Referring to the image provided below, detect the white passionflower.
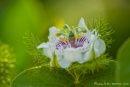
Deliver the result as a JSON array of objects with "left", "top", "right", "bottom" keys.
[{"left": 37, "top": 18, "right": 106, "bottom": 68}]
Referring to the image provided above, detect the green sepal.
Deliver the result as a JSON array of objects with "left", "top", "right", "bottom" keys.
[
  {"left": 51, "top": 54, "right": 61, "bottom": 68},
  {"left": 89, "top": 44, "right": 96, "bottom": 61}
]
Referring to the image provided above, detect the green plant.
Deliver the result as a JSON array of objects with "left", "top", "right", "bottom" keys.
[
  {"left": 11, "top": 16, "right": 117, "bottom": 87},
  {"left": 0, "top": 41, "right": 15, "bottom": 87}
]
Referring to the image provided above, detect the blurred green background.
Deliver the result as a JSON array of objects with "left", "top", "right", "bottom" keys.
[{"left": 0, "top": 0, "right": 130, "bottom": 84}]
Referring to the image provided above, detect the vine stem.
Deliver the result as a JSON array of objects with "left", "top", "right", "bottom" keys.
[
  {"left": 65, "top": 68, "right": 89, "bottom": 87},
  {"left": 65, "top": 68, "right": 75, "bottom": 80},
  {"left": 65, "top": 68, "right": 84, "bottom": 84}
]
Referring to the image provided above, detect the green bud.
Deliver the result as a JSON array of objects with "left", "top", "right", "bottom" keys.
[
  {"left": 63, "top": 24, "right": 70, "bottom": 30},
  {"left": 69, "top": 31, "right": 74, "bottom": 38},
  {"left": 63, "top": 24, "right": 68, "bottom": 28}
]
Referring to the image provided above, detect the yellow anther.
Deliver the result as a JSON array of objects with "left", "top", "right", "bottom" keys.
[
  {"left": 55, "top": 33, "right": 61, "bottom": 37},
  {"left": 55, "top": 34, "right": 60, "bottom": 37},
  {"left": 60, "top": 36, "right": 68, "bottom": 42},
  {"left": 75, "top": 34, "right": 80, "bottom": 39},
  {"left": 75, "top": 33, "right": 84, "bottom": 39}
]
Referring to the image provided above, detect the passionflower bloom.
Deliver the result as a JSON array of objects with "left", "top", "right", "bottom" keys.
[{"left": 37, "top": 18, "right": 106, "bottom": 68}]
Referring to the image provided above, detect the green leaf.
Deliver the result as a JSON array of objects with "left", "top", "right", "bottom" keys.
[
  {"left": 116, "top": 38, "right": 130, "bottom": 85},
  {"left": 79, "top": 60, "right": 116, "bottom": 87},
  {"left": 11, "top": 66, "right": 74, "bottom": 87},
  {"left": 11, "top": 60, "right": 116, "bottom": 87}
]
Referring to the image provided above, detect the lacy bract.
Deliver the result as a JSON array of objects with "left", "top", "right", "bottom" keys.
[{"left": 37, "top": 18, "right": 106, "bottom": 68}]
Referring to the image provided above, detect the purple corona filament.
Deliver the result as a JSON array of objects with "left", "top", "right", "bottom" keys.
[{"left": 56, "top": 37, "right": 88, "bottom": 50}]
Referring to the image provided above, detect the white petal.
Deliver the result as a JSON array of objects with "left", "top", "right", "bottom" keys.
[
  {"left": 78, "top": 18, "right": 88, "bottom": 30},
  {"left": 48, "top": 27, "right": 59, "bottom": 43},
  {"left": 90, "top": 34, "right": 97, "bottom": 42},
  {"left": 76, "top": 47, "right": 88, "bottom": 63},
  {"left": 83, "top": 42, "right": 95, "bottom": 62},
  {"left": 44, "top": 48, "right": 53, "bottom": 59},
  {"left": 64, "top": 48, "right": 82, "bottom": 62},
  {"left": 58, "top": 55, "right": 71, "bottom": 68},
  {"left": 37, "top": 42, "right": 54, "bottom": 59},
  {"left": 84, "top": 49, "right": 93, "bottom": 62},
  {"left": 37, "top": 42, "right": 48, "bottom": 49},
  {"left": 94, "top": 39, "right": 106, "bottom": 58},
  {"left": 48, "top": 36, "right": 55, "bottom": 42},
  {"left": 49, "top": 26, "right": 58, "bottom": 36}
]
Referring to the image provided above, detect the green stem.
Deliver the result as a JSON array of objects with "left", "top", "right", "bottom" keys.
[{"left": 66, "top": 69, "right": 76, "bottom": 80}]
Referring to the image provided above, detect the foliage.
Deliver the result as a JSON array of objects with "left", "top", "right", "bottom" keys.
[
  {"left": 87, "top": 16, "right": 114, "bottom": 49},
  {"left": 23, "top": 32, "right": 50, "bottom": 65},
  {"left": 116, "top": 37, "right": 130, "bottom": 86},
  {"left": 66, "top": 54, "right": 113, "bottom": 83},
  {"left": 69, "top": 54, "right": 111, "bottom": 74},
  {"left": 0, "top": 41, "right": 15, "bottom": 87},
  {"left": 11, "top": 60, "right": 116, "bottom": 87}
]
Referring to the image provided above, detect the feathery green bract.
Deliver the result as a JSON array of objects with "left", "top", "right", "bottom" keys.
[
  {"left": 0, "top": 41, "right": 15, "bottom": 87},
  {"left": 87, "top": 16, "right": 114, "bottom": 49},
  {"left": 23, "top": 32, "right": 50, "bottom": 65},
  {"left": 116, "top": 38, "right": 130, "bottom": 86},
  {"left": 69, "top": 54, "right": 111, "bottom": 74},
  {"left": 11, "top": 60, "right": 116, "bottom": 87}
]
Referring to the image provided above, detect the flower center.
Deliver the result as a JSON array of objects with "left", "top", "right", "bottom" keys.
[
  {"left": 55, "top": 25, "right": 89, "bottom": 50},
  {"left": 55, "top": 36, "right": 88, "bottom": 50}
]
